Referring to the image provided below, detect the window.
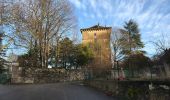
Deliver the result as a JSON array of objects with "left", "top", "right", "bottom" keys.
[{"left": 94, "top": 33, "right": 97, "bottom": 39}]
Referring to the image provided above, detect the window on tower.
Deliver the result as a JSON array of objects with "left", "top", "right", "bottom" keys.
[{"left": 94, "top": 33, "right": 96, "bottom": 39}]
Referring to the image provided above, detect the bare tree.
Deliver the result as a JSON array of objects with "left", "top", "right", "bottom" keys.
[
  {"left": 111, "top": 29, "right": 125, "bottom": 64},
  {"left": 2, "top": 0, "right": 76, "bottom": 68},
  {"left": 151, "top": 33, "right": 170, "bottom": 54},
  {"left": 0, "top": 0, "right": 14, "bottom": 52},
  {"left": 111, "top": 28, "right": 126, "bottom": 79}
]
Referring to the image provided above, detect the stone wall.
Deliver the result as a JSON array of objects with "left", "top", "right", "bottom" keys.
[{"left": 11, "top": 67, "right": 85, "bottom": 84}]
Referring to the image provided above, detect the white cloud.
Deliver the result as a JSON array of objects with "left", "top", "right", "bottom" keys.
[
  {"left": 69, "top": 0, "right": 81, "bottom": 9},
  {"left": 89, "top": 0, "right": 96, "bottom": 9}
]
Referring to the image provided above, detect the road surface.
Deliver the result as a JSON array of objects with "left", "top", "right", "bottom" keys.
[{"left": 0, "top": 83, "right": 115, "bottom": 100}]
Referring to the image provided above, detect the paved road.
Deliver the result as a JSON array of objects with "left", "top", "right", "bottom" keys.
[{"left": 0, "top": 83, "right": 115, "bottom": 100}]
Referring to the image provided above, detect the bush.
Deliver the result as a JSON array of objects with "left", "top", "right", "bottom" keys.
[{"left": 0, "top": 73, "right": 10, "bottom": 84}]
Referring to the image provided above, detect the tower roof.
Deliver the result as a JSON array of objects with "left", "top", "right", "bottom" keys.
[{"left": 80, "top": 24, "right": 112, "bottom": 32}]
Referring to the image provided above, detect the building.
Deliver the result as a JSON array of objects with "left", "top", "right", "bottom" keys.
[{"left": 80, "top": 24, "right": 112, "bottom": 69}]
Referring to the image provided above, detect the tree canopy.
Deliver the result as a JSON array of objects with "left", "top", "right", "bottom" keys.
[{"left": 19, "top": 37, "right": 94, "bottom": 69}]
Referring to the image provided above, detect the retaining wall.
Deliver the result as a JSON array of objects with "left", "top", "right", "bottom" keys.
[{"left": 84, "top": 80, "right": 170, "bottom": 100}]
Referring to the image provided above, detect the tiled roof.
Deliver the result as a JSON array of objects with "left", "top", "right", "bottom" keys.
[{"left": 80, "top": 24, "right": 111, "bottom": 32}]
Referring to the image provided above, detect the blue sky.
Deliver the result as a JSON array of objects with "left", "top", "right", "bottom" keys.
[{"left": 69, "top": 0, "right": 170, "bottom": 56}]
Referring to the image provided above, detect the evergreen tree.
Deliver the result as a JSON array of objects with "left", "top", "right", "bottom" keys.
[
  {"left": 121, "top": 19, "right": 144, "bottom": 77},
  {"left": 56, "top": 37, "right": 93, "bottom": 69},
  {"left": 122, "top": 19, "right": 144, "bottom": 55},
  {"left": 0, "top": 33, "right": 6, "bottom": 74}
]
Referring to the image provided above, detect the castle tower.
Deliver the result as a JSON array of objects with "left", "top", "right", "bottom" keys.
[{"left": 80, "top": 24, "right": 112, "bottom": 69}]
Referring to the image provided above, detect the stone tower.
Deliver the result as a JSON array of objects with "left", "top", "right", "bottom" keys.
[{"left": 80, "top": 24, "right": 112, "bottom": 69}]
